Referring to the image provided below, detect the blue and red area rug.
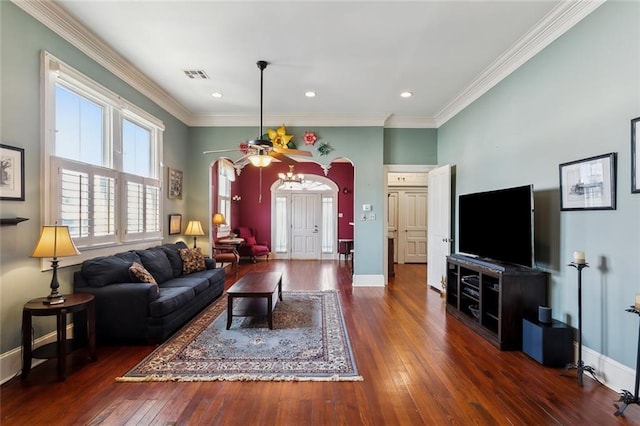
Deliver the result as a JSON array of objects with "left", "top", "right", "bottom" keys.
[{"left": 116, "top": 290, "right": 363, "bottom": 382}]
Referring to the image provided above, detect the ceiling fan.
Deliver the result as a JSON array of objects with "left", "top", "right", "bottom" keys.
[{"left": 203, "top": 60, "right": 312, "bottom": 167}]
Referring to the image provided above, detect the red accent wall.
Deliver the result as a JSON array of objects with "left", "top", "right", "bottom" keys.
[{"left": 226, "top": 162, "right": 354, "bottom": 246}]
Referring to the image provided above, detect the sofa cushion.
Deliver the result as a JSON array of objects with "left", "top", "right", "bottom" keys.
[
  {"left": 137, "top": 248, "right": 173, "bottom": 284},
  {"left": 149, "top": 286, "right": 195, "bottom": 318},
  {"left": 160, "top": 242, "right": 188, "bottom": 278},
  {"left": 180, "top": 247, "right": 206, "bottom": 274},
  {"left": 187, "top": 267, "right": 226, "bottom": 289},
  {"left": 162, "top": 276, "right": 209, "bottom": 295},
  {"left": 81, "top": 252, "right": 140, "bottom": 287}
]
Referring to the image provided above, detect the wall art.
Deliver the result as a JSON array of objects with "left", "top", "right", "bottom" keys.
[
  {"left": 559, "top": 152, "right": 616, "bottom": 211},
  {"left": 0, "top": 144, "right": 25, "bottom": 201}
]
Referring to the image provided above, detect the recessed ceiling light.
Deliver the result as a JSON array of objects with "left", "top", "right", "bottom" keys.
[
  {"left": 211, "top": 92, "right": 223, "bottom": 98},
  {"left": 305, "top": 91, "right": 316, "bottom": 98},
  {"left": 400, "top": 91, "right": 413, "bottom": 98}
]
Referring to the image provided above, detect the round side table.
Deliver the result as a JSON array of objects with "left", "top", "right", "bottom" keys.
[{"left": 21, "top": 293, "right": 96, "bottom": 381}]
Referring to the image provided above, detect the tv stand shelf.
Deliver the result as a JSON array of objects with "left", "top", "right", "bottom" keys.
[{"left": 446, "top": 255, "right": 547, "bottom": 351}]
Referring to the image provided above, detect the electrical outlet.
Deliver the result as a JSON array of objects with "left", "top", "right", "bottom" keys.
[{"left": 368, "top": 213, "right": 376, "bottom": 221}]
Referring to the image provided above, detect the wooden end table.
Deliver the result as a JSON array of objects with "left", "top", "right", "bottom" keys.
[
  {"left": 226, "top": 272, "right": 283, "bottom": 329},
  {"left": 22, "top": 293, "right": 96, "bottom": 381}
]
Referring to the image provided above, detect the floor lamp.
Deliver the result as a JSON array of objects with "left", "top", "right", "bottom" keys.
[{"left": 212, "top": 213, "right": 226, "bottom": 238}]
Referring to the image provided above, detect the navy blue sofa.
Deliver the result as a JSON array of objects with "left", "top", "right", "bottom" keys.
[{"left": 73, "top": 241, "right": 225, "bottom": 343}]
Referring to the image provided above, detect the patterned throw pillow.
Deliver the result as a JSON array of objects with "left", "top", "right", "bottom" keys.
[
  {"left": 179, "top": 247, "right": 206, "bottom": 274},
  {"left": 129, "top": 262, "right": 160, "bottom": 295}
]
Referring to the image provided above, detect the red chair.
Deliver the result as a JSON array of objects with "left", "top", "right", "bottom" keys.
[{"left": 234, "top": 227, "right": 270, "bottom": 263}]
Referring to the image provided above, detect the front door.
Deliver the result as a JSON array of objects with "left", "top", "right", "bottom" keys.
[{"left": 290, "top": 193, "right": 321, "bottom": 259}]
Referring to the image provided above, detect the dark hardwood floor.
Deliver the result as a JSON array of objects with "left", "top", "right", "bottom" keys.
[{"left": 2, "top": 260, "right": 637, "bottom": 425}]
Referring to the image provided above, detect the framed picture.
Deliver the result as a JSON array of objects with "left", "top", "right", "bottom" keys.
[
  {"left": 168, "top": 214, "right": 182, "bottom": 235},
  {"left": 0, "top": 144, "right": 25, "bottom": 201},
  {"left": 559, "top": 152, "right": 617, "bottom": 211},
  {"left": 168, "top": 167, "right": 183, "bottom": 200},
  {"left": 632, "top": 116, "right": 639, "bottom": 193}
]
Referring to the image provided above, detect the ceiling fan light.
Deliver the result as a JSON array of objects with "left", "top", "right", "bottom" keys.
[{"left": 249, "top": 154, "right": 273, "bottom": 167}]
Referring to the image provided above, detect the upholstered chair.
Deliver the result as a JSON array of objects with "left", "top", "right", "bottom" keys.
[
  {"left": 233, "top": 227, "right": 270, "bottom": 263},
  {"left": 212, "top": 241, "right": 239, "bottom": 274}
]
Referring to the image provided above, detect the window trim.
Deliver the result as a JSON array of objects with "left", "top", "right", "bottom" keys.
[{"left": 41, "top": 51, "right": 165, "bottom": 267}]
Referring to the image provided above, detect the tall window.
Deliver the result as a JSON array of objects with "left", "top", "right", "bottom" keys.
[
  {"left": 43, "top": 52, "right": 164, "bottom": 251},
  {"left": 217, "top": 159, "right": 235, "bottom": 236}
]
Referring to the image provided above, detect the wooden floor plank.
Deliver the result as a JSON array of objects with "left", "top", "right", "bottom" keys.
[{"left": 2, "top": 260, "right": 639, "bottom": 425}]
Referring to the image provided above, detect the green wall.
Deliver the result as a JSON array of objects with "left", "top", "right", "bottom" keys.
[
  {"left": 384, "top": 128, "right": 437, "bottom": 164},
  {"left": 437, "top": 1, "right": 640, "bottom": 368},
  {"left": 0, "top": 2, "right": 190, "bottom": 354}
]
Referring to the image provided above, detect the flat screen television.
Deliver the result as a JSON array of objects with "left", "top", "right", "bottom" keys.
[{"left": 458, "top": 184, "right": 534, "bottom": 268}]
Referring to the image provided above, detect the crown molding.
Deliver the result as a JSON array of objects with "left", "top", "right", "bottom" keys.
[
  {"left": 188, "top": 113, "right": 392, "bottom": 128},
  {"left": 384, "top": 114, "right": 437, "bottom": 129},
  {"left": 12, "top": 0, "right": 192, "bottom": 124},
  {"left": 435, "top": 0, "right": 606, "bottom": 127}
]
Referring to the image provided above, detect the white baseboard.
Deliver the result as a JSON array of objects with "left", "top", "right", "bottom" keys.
[
  {"left": 1, "top": 325, "right": 73, "bottom": 385},
  {"left": 352, "top": 274, "right": 385, "bottom": 287},
  {"left": 582, "top": 344, "right": 635, "bottom": 394}
]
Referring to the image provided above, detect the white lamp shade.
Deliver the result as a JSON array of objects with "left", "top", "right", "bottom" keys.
[
  {"left": 31, "top": 225, "right": 80, "bottom": 258},
  {"left": 184, "top": 220, "right": 205, "bottom": 236},
  {"left": 212, "top": 213, "right": 226, "bottom": 226},
  {"left": 249, "top": 154, "right": 273, "bottom": 167}
]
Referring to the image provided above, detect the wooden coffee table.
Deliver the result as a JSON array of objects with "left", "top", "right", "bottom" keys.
[{"left": 226, "top": 271, "right": 283, "bottom": 329}]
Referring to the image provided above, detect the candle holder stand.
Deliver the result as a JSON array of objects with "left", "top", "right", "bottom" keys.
[
  {"left": 563, "top": 262, "right": 602, "bottom": 387},
  {"left": 614, "top": 306, "right": 640, "bottom": 416}
]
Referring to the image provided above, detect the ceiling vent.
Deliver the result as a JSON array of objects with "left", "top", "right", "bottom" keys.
[{"left": 183, "top": 70, "right": 209, "bottom": 80}]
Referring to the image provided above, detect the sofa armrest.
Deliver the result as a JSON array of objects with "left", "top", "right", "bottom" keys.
[
  {"left": 74, "top": 282, "right": 159, "bottom": 341},
  {"left": 205, "top": 257, "right": 216, "bottom": 270}
]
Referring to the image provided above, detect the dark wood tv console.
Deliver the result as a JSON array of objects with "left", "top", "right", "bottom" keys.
[{"left": 445, "top": 254, "right": 547, "bottom": 350}]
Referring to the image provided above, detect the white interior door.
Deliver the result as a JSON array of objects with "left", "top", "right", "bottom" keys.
[
  {"left": 400, "top": 191, "right": 428, "bottom": 263},
  {"left": 388, "top": 192, "right": 398, "bottom": 262},
  {"left": 291, "top": 193, "right": 321, "bottom": 259},
  {"left": 427, "top": 164, "right": 452, "bottom": 291}
]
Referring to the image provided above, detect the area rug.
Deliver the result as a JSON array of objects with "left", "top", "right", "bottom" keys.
[{"left": 116, "top": 290, "right": 363, "bottom": 382}]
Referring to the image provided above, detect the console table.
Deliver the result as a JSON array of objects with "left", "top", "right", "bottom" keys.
[{"left": 22, "top": 293, "right": 96, "bottom": 381}]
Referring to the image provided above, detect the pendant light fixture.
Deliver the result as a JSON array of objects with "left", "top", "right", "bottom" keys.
[
  {"left": 279, "top": 165, "right": 304, "bottom": 183},
  {"left": 248, "top": 60, "right": 274, "bottom": 168}
]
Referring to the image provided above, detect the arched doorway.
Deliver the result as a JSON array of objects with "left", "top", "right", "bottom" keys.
[{"left": 270, "top": 175, "right": 338, "bottom": 260}]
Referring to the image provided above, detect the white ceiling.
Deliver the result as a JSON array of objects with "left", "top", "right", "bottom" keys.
[{"left": 20, "top": 1, "right": 603, "bottom": 128}]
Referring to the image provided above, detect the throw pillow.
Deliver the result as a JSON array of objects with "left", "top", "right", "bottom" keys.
[
  {"left": 180, "top": 247, "right": 206, "bottom": 274},
  {"left": 129, "top": 262, "right": 160, "bottom": 295},
  {"left": 246, "top": 236, "right": 257, "bottom": 245}
]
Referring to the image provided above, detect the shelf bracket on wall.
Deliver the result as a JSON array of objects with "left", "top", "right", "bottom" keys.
[{"left": 0, "top": 217, "right": 29, "bottom": 226}]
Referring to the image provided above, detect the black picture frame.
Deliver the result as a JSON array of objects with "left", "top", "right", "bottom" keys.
[
  {"left": 632, "top": 116, "right": 639, "bottom": 193},
  {"left": 168, "top": 167, "right": 183, "bottom": 200},
  {"left": 168, "top": 214, "right": 182, "bottom": 235},
  {"left": 559, "top": 152, "right": 617, "bottom": 211},
  {"left": 0, "top": 144, "right": 25, "bottom": 201}
]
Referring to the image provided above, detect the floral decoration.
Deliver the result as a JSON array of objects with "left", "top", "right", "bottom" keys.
[
  {"left": 267, "top": 124, "right": 294, "bottom": 149},
  {"left": 239, "top": 142, "right": 249, "bottom": 154},
  {"left": 317, "top": 142, "right": 333, "bottom": 156},
  {"left": 303, "top": 131, "right": 318, "bottom": 145}
]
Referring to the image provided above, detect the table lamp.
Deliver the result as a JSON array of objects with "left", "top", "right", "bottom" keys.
[
  {"left": 212, "top": 213, "right": 226, "bottom": 236},
  {"left": 184, "top": 220, "right": 205, "bottom": 248},
  {"left": 31, "top": 225, "right": 80, "bottom": 304}
]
